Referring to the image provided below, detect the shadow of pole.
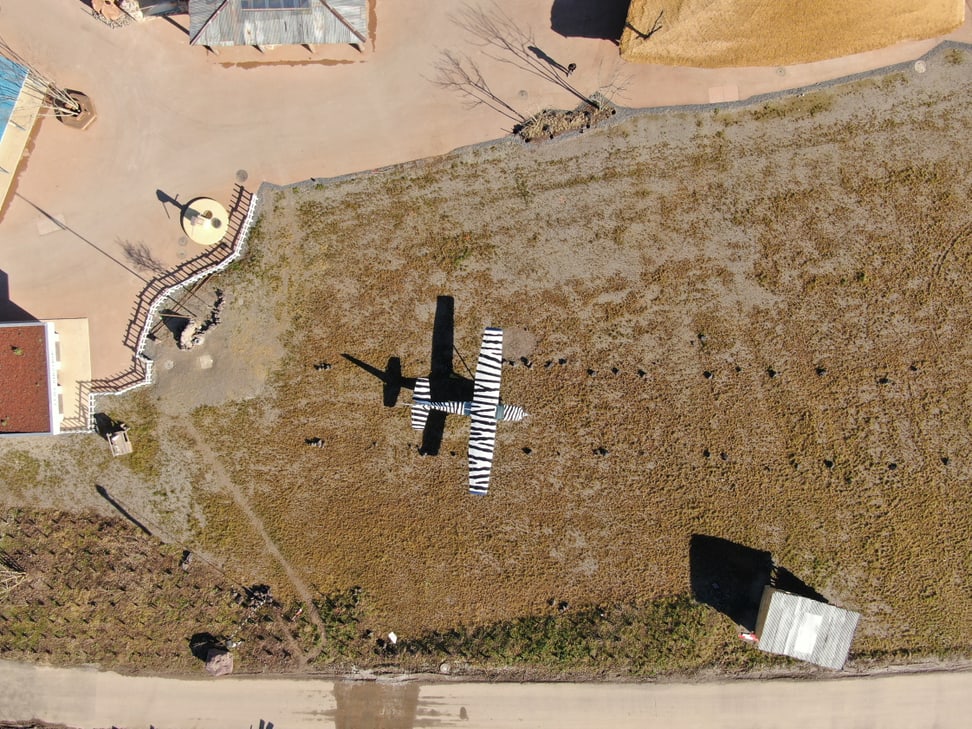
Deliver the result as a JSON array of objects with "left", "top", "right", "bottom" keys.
[
  {"left": 95, "top": 484, "right": 153, "bottom": 537},
  {"left": 156, "top": 188, "right": 185, "bottom": 221},
  {"left": 161, "top": 13, "right": 190, "bottom": 36},
  {"left": 15, "top": 193, "right": 149, "bottom": 284}
]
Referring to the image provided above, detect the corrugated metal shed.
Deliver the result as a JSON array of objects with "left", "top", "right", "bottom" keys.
[
  {"left": 188, "top": 0, "right": 367, "bottom": 47},
  {"left": 755, "top": 587, "right": 860, "bottom": 670}
]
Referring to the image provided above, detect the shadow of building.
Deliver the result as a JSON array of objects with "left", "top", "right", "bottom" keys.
[
  {"left": 0, "top": 270, "right": 36, "bottom": 322},
  {"left": 550, "top": 0, "right": 630, "bottom": 41},
  {"left": 689, "top": 535, "right": 772, "bottom": 631},
  {"left": 689, "top": 535, "right": 830, "bottom": 631}
]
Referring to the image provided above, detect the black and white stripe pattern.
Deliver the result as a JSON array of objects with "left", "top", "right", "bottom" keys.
[
  {"left": 468, "top": 328, "right": 504, "bottom": 495},
  {"left": 426, "top": 400, "right": 470, "bottom": 416},
  {"left": 498, "top": 403, "right": 527, "bottom": 422},
  {"left": 409, "top": 328, "right": 526, "bottom": 495},
  {"left": 411, "top": 377, "right": 432, "bottom": 430}
]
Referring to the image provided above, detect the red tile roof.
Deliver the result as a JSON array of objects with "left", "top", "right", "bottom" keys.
[{"left": 0, "top": 323, "right": 52, "bottom": 434}]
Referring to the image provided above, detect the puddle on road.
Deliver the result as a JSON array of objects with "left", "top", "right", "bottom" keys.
[{"left": 327, "top": 681, "right": 468, "bottom": 729}]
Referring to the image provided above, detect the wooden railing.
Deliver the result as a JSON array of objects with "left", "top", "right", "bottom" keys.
[{"left": 69, "top": 185, "right": 259, "bottom": 427}]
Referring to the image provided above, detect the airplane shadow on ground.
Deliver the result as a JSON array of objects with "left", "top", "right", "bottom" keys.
[
  {"left": 689, "top": 535, "right": 828, "bottom": 632},
  {"left": 343, "top": 295, "right": 473, "bottom": 456},
  {"left": 550, "top": 0, "right": 630, "bottom": 42}
]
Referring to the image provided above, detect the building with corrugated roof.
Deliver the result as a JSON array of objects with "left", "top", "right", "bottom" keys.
[
  {"left": 754, "top": 587, "right": 860, "bottom": 670},
  {"left": 188, "top": 0, "right": 368, "bottom": 49}
]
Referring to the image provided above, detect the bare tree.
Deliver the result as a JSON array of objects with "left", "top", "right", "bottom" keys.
[
  {"left": 595, "top": 68, "right": 632, "bottom": 106},
  {"left": 451, "top": 3, "right": 598, "bottom": 108},
  {"left": 432, "top": 50, "right": 525, "bottom": 124}
]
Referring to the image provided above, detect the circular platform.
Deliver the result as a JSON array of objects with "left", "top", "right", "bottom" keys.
[{"left": 181, "top": 198, "right": 229, "bottom": 246}]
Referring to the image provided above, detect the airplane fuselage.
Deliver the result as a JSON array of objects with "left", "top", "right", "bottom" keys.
[{"left": 412, "top": 400, "right": 527, "bottom": 422}]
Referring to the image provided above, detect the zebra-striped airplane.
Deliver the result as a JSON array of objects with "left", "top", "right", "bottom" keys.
[{"left": 410, "top": 327, "right": 527, "bottom": 495}]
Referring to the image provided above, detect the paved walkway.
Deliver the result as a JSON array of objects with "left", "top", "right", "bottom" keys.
[
  {"left": 0, "top": 1, "right": 969, "bottom": 380},
  {"left": 1, "top": 659, "right": 970, "bottom": 729}
]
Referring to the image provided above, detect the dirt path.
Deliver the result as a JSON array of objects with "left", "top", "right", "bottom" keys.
[
  {"left": 1, "top": 660, "right": 969, "bottom": 729},
  {"left": 183, "top": 420, "right": 328, "bottom": 666}
]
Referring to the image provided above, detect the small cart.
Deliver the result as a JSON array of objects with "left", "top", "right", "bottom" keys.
[{"left": 107, "top": 423, "right": 132, "bottom": 457}]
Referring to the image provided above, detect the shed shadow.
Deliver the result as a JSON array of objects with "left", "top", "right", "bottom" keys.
[
  {"left": 689, "top": 534, "right": 772, "bottom": 631},
  {"left": 690, "top": 535, "right": 831, "bottom": 630},
  {"left": 188, "top": 631, "right": 222, "bottom": 662},
  {"left": 773, "top": 566, "right": 829, "bottom": 604}
]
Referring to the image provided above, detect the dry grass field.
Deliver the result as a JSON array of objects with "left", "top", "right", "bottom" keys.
[
  {"left": 621, "top": 0, "right": 965, "bottom": 67},
  {"left": 2, "top": 48, "right": 971, "bottom": 677}
]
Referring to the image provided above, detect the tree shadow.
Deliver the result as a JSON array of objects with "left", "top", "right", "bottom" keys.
[
  {"left": 550, "top": 0, "right": 630, "bottom": 42},
  {"left": 445, "top": 4, "right": 604, "bottom": 111},
  {"left": 119, "top": 239, "right": 168, "bottom": 275},
  {"left": 625, "top": 10, "right": 665, "bottom": 41},
  {"left": 0, "top": 270, "right": 36, "bottom": 322},
  {"left": 689, "top": 535, "right": 772, "bottom": 631}
]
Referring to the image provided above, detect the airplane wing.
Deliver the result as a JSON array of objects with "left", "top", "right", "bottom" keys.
[
  {"left": 411, "top": 377, "right": 431, "bottom": 430},
  {"left": 468, "top": 328, "right": 503, "bottom": 495}
]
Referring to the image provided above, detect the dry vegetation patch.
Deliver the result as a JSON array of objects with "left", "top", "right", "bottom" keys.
[
  {"left": 180, "top": 54, "right": 972, "bottom": 667},
  {"left": 0, "top": 509, "right": 313, "bottom": 673},
  {"left": 3, "top": 53, "right": 972, "bottom": 677},
  {"left": 621, "top": 0, "right": 965, "bottom": 67},
  {"left": 516, "top": 97, "right": 619, "bottom": 142}
]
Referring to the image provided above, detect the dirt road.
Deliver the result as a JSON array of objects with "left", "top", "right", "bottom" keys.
[{"left": 1, "top": 660, "right": 969, "bottom": 729}]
